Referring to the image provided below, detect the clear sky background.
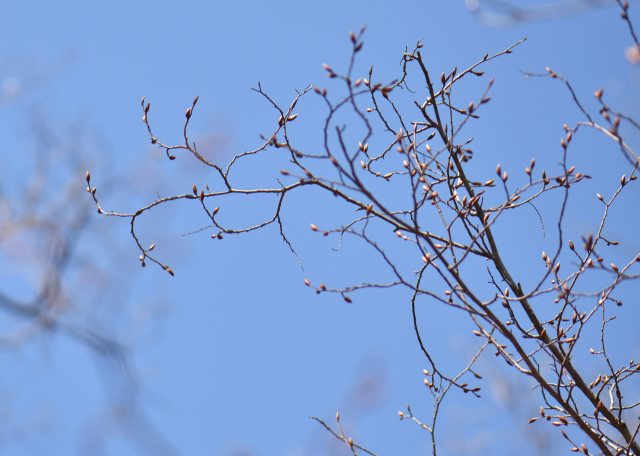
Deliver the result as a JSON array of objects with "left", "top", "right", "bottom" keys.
[{"left": 0, "top": 1, "right": 639, "bottom": 455}]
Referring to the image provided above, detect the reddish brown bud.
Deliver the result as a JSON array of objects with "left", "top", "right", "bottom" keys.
[
  {"left": 213, "top": 206, "right": 220, "bottom": 215},
  {"left": 344, "top": 296, "right": 352, "bottom": 303},
  {"left": 185, "top": 108, "right": 192, "bottom": 119},
  {"left": 287, "top": 114, "right": 298, "bottom": 121},
  {"left": 86, "top": 171, "right": 91, "bottom": 182},
  {"left": 595, "top": 88, "right": 603, "bottom": 98},
  {"left": 496, "top": 164, "right": 501, "bottom": 176}
]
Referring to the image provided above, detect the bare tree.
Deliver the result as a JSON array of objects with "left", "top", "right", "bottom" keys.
[
  {"left": 0, "top": 59, "right": 179, "bottom": 455},
  {"left": 92, "top": 1, "right": 640, "bottom": 454}
]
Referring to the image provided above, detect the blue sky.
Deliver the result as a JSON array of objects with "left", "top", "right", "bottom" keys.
[{"left": 0, "top": 1, "right": 639, "bottom": 455}]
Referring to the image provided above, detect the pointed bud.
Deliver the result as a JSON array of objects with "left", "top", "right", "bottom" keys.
[{"left": 186, "top": 108, "right": 192, "bottom": 119}]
